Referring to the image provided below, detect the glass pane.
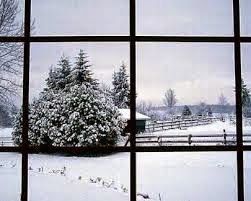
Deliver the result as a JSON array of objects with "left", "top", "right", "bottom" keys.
[
  {"left": 240, "top": 0, "right": 251, "bottom": 36},
  {"left": 31, "top": 0, "right": 129, "bottom": 36},
  {"left": 136, "top": 43, "right": 236, "bottom": 146},
  {"left": 244, "top": 152, "right": 251, "bottom": 201},
  {"left": 136, "top": 0, "right": 233, "bottom": 36},
  {"left": 241, "top": 44, "right": 251, "bottom": 145},
  {"left": 26, "top": 42, "right": 130, "bottom": 147},
  {"left": 137, "top": 152, "right": 237, "bottom": 201},
  {"left": 0, "top": 42, "right": 23, "bottom": 147},
  {"left": 0, "top": 0, "right": 24, "bottom": 36},
  {"left": 28, "top": 152, "right": 130, "bottom": 201},
  {"left": 0, "top": 153, "right": 21, "bottom": 201}
]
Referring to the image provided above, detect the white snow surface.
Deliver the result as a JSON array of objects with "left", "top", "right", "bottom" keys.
[
  {"left": 0, "top": 152, "right": 130, "bottom": 201},
  {"left": 119, "top": 109, "right": 151, "bottom": 120},
  {"left": 0, "top": 152, "right": 251, "bottom": 201},
  {"left": 0, "top": 128, "right": 12, "bottom": 137},
  {"left": 137, "top": 152, "right": 251, "bottom": 201}
]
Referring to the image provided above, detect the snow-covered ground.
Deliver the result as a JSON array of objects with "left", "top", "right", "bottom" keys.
[
  {"left": 0, "top": 128, "right": 128, "bottom": 146},
  {"left": 0, "top": 128, "right": 13, "bottom": 146},
  {"left": 137, "top": 152, "right": 251, "bottom": 201},
  {"left": 145, "top": 120, "right": 237, "bottom": 136},
  {"left": 0, "top": 128, "right": 12, "bottom": 137},
  {"left": 0, "top": 152, "right": 250, "bottom": 201},
  {"left": 0, "top": 152, "right": 130, "bottom": 201}
]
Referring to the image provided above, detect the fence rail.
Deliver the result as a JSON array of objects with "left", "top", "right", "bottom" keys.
[
  {"left": 145, "top": 117, "right": 221, "bottom": 133},
  {"left": 0, "top": 137, "right": 13, "bottom": 146},
  {"left": 136, "top": 133, "right": 251, "bottom": 146}
]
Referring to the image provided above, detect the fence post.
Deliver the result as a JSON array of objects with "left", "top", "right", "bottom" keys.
[
  {"left": 157, "top": 136, "right": 162, "bottom": 146},
  {"left": 223, "top": 129, "right": 227, "bottom": 145},
  {"left": 188, "top": 134, "right": 192, "bottom": 145}
]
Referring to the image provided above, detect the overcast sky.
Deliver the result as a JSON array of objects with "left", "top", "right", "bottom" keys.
[{"left": 23, "top": 0, "right": 251, "bottom": 105}]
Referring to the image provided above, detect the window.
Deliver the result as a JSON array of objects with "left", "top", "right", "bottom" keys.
[{"left": 0, "top": 1, "right": 250, "bottom": 201}]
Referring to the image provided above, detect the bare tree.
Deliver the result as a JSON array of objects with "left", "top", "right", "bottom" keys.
[
  {"left": 163, "top": 88, "right": 177, "bottom": 115},
  {"left": 136, "top": 101, "right": 153, "bottom": 115},
  {"left": 218, "top": 93, "right": 229, "bottom": 106},
  {"left": 0, "top": 0, "right": 24, "bottom": 104}
]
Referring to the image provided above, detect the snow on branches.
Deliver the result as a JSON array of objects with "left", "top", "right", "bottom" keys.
[{"left": 12, "top": 50, "right": 126, "bottom": 146}]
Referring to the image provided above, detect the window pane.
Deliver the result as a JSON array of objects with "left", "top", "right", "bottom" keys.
[
  {"left": 31, "top": 0, "right": 129, "bottom": 36},
  {"left": 28, "top": 152, "right": 130, "bottom": 201},
  {"left": 241, "top": 44, "right": 251, "bottom": 145},
  {"left": 136, "top": 43, "right": 236, "bottom": 146},
  {"left": 240, "top": 0, "right": 251, "bottom": 36},
  {"left": 137, "top": 152, "right": 237, "bottom": 201},
  {"left": 0, "top": 42, "right": 23, "bottom": 147},
  {"left": 136, "top": 0, "right": 233, "bottom": 36},
  {"left": 0, "top": 0, "right": 24, "bottom": 36},
  {"left": 245, "top": 152, "right": 251, "bottom": 201},
  {"left": 0, "top": 153, "right": 21, "bottom": 201},
  {"left": 26, "top": 42, "right": 130, "bottom": 147}
]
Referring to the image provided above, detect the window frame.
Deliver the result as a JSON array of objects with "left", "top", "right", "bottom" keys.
[{"left": 0, "top": 0, "right": 250, "bottom": 201}]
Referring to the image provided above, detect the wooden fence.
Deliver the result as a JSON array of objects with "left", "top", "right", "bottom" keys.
[
  {"left": 136, "top": 133, "right": 251, "bottom": 146},
  {"left": 145, "top": 117, "right": 220, "bottom": 133},
  {"left": 0, "top": 137, "right": 13, "bottom": 146}
]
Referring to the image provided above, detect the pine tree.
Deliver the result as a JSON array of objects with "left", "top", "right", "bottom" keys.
[
  {"left": 46, "top": 56, "right": 71, "bottom": 91},
  {"left": 112, "top": 63, "right": 130, "bottom": 108},
  {"left": 12, "top": 107, "right": 23, "bottom": 145},
  {"left": 182, "top": 105, "right": 192, "bottom": 117},
  {"left": 69, "top": 49, "right": 98, "bottom": 88},
  {"left": 242, "top": 78, "right": 251, "bottom": 117},
  {"left": 0, "top": 104, "right": 12, "bottom": 127},
  {"left": 242, "top": 79, "right": 250, "bottom": 107},
  {"left": 12, "top": 51, "right": 125, "bottom": 147},
  {"left": 46, "top": 85, "right": 125, "bottom": 146}
]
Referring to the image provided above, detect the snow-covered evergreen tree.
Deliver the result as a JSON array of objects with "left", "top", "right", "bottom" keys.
[
  {"left": 112, "top": 63, "right": 130, "bottom": 108},
  {"left": 0, "top": 104, "right": 12, "bottom": 127},
  {"left": 182, "top": 105, "right": 192, "bottom": 117},
  {"left": 46, "top": 56, "right": 71, "bottom": 91},
  {"left": 68, "top": 50, "right": 98, "bottom": 88},
  {"left": 47, "top": 84, "right": 124, "bottom": 146},
  {"left": 12, "top": 107, "right": 23, "bottom": 145},
  {"left": 12, "top": 50, "right": 125, "bottom": 146},
  {"left": 241, "top": 78, "right": 251, "bottom": 117}
]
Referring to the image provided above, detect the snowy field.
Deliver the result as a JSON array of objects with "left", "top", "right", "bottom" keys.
[
  {"left": 0, "top": 152, "right": 130, "bottom": 201},
  {"left": 137, "top": 152, "right": 251, "bottom": 201},
  {"left": 0, "top": 128, "right": 13, "bottom": 146},
  {"left": 0, "top": 152, "right": 250, "bottom": 201},
  {"left": 0, "top": 128, "right": 12, "bottom": 137}
]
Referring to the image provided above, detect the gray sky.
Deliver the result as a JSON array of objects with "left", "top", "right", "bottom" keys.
[
  {"left": 137, "top": 43, "right": 236, "bottom": 105},
  {"left": 30, "top": 43, "right": 129, "bottom": 100},
  {"left": 25, "top": 0, "right": 251, "bottom": 105}
]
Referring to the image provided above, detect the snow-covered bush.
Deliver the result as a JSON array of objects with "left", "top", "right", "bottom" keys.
[{"left": 12, "top": 50, "right": 126, "bottom": 146}]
